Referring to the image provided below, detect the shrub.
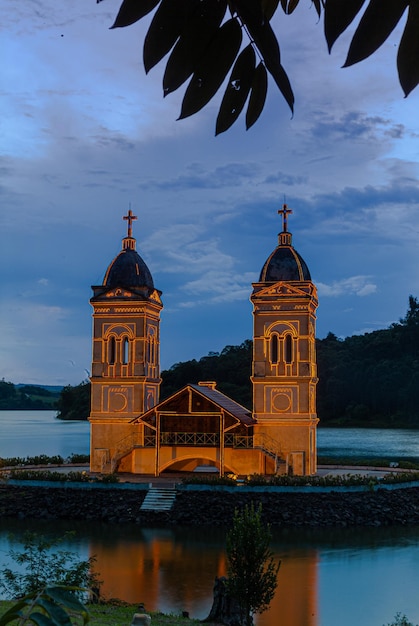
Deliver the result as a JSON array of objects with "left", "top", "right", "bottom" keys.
[
  {"left": 0, "top": 532, "right": 101, "bottom": 600},
  {"left": 226, "top": 504, "right": 279, "bottom": 626}
]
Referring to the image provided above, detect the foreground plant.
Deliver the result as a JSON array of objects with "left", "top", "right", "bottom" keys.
[
  {"left": 97, "top": 0, "right": 419, "bottom": 134},
  {"left": 0, "top": 586, "right": 89, "bottom": 626},
  {"left": 0, "top": 533, "right": 100, "bottom": 601},
  {"left": 226, "top": 503, "right": 279, "bottom": 626}
]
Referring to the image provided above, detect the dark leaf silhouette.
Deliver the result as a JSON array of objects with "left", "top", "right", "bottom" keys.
[
  {"left": 263, "top": 0, "right": 280, "bottom": 20},
  {"left": 235, "top": 0, "right": 294, "bottom": 111},
  {"left": 397, "top": 2, "right": 419, "bottom": 96},
  {"left": 144, "top": 0, "right": 194, "bottom": 74},
  {"left": 101, "top": 0, "right": 419, "bottom": 133},
  {"left": 324, "top": 0, "right": 366, "bottom": 52},
  {"left": 179, "top": 18, "right": 243, "bottom": 119},
  {"left": 216, "top": 45, "right": 256, "bottom": 135},
  {"left": 343, "top": 0, "right": 409, "bottom": 67},
  {"left": 246, "top": 63, "right": 268, "bottom": 130},
  {"left": 163, "top": 0, "right": 227, "bottom": 95},
  {"left": 110, "top": 0, "right": 160, "bottom": 28}
]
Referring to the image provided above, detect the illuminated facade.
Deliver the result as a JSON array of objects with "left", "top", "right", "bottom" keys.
[
  {"left": 89, "top": 210, "right": 163, "bottom": 472},
  {"left": 89, "top": 206, "right": 318, "bottom": 475},
  {"left": 251, "top": 205, "right": 319, "bottom": 475}
]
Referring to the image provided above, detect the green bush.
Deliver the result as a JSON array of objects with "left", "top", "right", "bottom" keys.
[
  {"left": 0, "top": 532, "right": 101, "bottom": 600},
  {"left": 4, "top": 470, "right": 119, "bottom": 484},
  {"left": 226, "top": 504, "right": 279, "bottom": 626},
  {"left": 67, "top": 454, "right": 90, "bottom": 464},
  {"left": 0, "top": 455, "right": 64, "bottom": 468}
]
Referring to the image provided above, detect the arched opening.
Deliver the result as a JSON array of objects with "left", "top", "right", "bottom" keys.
[
  {"left": 122, "top": 337, "right": 130, "bottom": 364},
  {"left": 108, "top": 337, "right": 116, "bottom": 364},
  {"left": 285, "top": 334, "right": 293, "bottom": 364},
  {"left": 270, "top": 334, "right": 279, "bottom": 364}
]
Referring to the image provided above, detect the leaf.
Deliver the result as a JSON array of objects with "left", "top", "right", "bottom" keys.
[
  {"left": 110, "top": 0, "right": 161, "bottom": 29},
  {"left": 234, "top": 0, "right": 294, "bottom": 111},
  {"left": 0, "top": 607, "right": 25, "bottom": 626},
  {"left": 344, "top": 0, "right": 409, "bottom": 67},
  {"left": 216, "top": 45, "right": 256, "bottom": 135},
  {"left": 246, "top": 62, "right": 268, "bottom": 129},
  {"left": 27, "top": 613, "right": 55, "bottom": 626},
  {"left": 36, "top": 598, "right": 72, "bottom": 626},
  {"left": 163, "top": 0, "right": 227, "bottom": 95},
  {"left": 261, "top": 0, "right": 280, "bottom": 20},
  {"left": 144, "top": 0, "right": 195, "bottom": 74},
  {"left": 312, "top": 0, "right": 322, "bottom": 19},
  {"left": 45, "top": 587, "right": 89, "bottom": 617},
  {"left": 324, "top": 0, "right": 366, "bottom": 52},
  {"left": 179, "top": 18, "right": 242, "bottom": 119},
  {"left": 285, "top": 0, "right": 300, "bottom": 14},
  {"left": 397, "top": 2, "right": 419, "bottom": 96}
]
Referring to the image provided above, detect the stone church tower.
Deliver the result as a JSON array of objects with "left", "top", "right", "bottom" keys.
[
  {"left": 89, "top": 210, "right": 163, "bottom": 472},
  {"left": 251, "top": 205, "right": 318, "bottom": 475}
]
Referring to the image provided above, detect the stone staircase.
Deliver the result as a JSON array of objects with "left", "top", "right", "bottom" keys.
[{"left": 140, "top": 487, "right": 177, "bottom": 512}]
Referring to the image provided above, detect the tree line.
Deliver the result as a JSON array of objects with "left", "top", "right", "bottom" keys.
[
  {"left": 3, "top": 296, "right": 419, "bottom": 427},
  {"left": 0, "top": 381, "right": 60, "bottom": 411}
]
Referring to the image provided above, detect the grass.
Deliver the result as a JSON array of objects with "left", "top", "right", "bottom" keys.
[{"left": 0, "top": 601, "right": 207, "bottom": 626}]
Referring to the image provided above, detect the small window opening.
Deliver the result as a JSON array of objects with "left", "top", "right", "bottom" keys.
[
  {"left": 285, "top": 335, "right": 293, "bottom": 364},
  {"left": 122, "top": 337, "right": 129, "bottom": 364},
  {"left": 271, "top": 335, "right": 279, "bottom": 364},
  {"left": 108, "top": 337, "right": 116, "bottom": 364}
]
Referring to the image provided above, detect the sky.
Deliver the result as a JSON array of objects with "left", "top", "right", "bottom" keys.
[{"left": 2, "top": 1, "right": 419, "bottom": 386}]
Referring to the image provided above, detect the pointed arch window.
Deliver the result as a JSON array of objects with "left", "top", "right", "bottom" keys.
[
  {"left": 270, "top": 334, "right": 279, "bottom": 364},
  {"left": 108, "top": 337, "right": 116, "bottom": 364},
  {"left": 285, "top": 334, "right": 293, "bottom": 364}
]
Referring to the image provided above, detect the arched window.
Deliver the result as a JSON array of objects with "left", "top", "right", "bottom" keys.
[
  {"left": 270, "top": 334, "right": 279, "bottom": 364},
  {"left": 122, "top": 337, "right": 130, "bottom": 364},
  {"left": 285, "top": 334, "right": 293, "bottom": 364},
  {"left": 108, "top": 337, "right": 116, "bottom": 364}
]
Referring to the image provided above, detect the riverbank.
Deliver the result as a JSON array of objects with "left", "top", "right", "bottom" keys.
[
  {"left": 1, "top": 482, "right": 419, "bottom": 527},
  {"left": 0, "top": 602, "right": 202, "bottom": 626}
]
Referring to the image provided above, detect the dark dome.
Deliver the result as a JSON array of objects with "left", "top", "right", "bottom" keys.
[
  {"left": 103, "top": 248, "right": 154, "bottom": 289},
  {"left": 259, "top": 245, "right": 311, "bottom": 282}
]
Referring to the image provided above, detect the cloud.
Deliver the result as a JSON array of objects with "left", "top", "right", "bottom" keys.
[
  {"left": 138, "top": 162, "right": 260, "bottom": 191},
  {"left": 317, "top": 276, "right": 377, "bottom": 298}
]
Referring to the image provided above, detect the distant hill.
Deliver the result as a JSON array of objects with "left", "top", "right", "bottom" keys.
[
  {"left": 7, "top": 295, "right": 419, "bottom": 427},
  {"left": 0, "top": 381, "right": 61, "bottom": 410},
  {"left": 16, "top": 384, "right": 63, "bottom": 393}
]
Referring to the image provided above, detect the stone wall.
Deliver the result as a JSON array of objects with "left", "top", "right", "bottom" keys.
[{"left": 1, "top": 484, "right": 419, "bottom": 527}]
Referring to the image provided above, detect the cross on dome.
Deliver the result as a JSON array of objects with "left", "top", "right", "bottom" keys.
[
  {"left": 123, "top": 209, "right": 137, "bottom": 238},
  {"left": 278, "top": 203, "right": 293, "bottom": 233}
]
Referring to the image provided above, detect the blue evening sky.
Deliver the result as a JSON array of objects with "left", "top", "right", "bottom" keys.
[{"left": 1, "top": 2, "right": 419, "bottom": 385}]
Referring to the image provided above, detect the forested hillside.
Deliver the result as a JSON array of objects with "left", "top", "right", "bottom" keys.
[
  {"left": 8, "top": 297, "right": 419, "bottom": 427},
  {"left": 0, "top": 381, "right": 60, "bottom": 410},
  {"left": 161, "top": 296, "right": 419, "bottom": 428},
  {"left": 316, "top": 296, "right": 419, "bottom": 427}
]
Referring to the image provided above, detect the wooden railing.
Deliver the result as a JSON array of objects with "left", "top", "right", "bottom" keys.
[{"left": 109, "top": 430, "right": 284, "bottom": 473}]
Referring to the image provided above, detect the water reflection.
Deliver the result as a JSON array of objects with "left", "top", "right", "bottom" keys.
[{"left": 2, "top": 520, "right": 418, "bottom": 626}]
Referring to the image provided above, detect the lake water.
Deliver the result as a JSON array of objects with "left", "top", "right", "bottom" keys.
[
  {"left": 0, "top": 519, "right": 418, "bottom": 626},
  {"left": 1, "top": 410, "right": 419, "bottom": 462},
  {"left": 0, "top": 412, "right": 419, "bottom": 625},
  {"left": 0, "top": 410, "right": 90, "bottom": 458}
]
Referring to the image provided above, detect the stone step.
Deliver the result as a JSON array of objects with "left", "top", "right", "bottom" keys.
[{"left": 140, "top": 487, "right": 177, "bottom": 512}]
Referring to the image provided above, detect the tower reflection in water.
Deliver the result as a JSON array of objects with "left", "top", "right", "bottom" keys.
[{"left": 90, "top": 527, "right": 318, "bottom": 626}]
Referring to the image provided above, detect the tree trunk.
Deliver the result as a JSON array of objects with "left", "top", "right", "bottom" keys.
[{"left": 202, "top": 576, "right": 250, "bottom": 626}]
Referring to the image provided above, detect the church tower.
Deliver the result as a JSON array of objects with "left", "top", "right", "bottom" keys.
[
  {"left": 250, "top": 205, "right": 318, "bottom": 475},
  {"left": 89, "top": 210, "right": 163, "bottom": 472}
]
